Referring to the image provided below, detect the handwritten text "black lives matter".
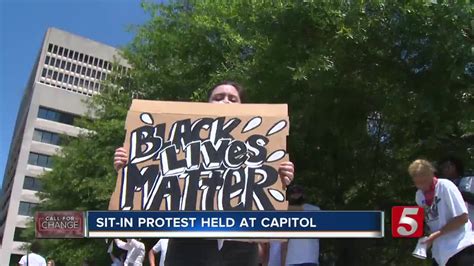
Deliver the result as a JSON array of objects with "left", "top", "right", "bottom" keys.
[{"left": 120, "top": 113, "right": 288, "bottom": 211}]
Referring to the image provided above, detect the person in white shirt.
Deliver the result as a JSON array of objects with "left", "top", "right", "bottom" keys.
[
  {"left": 148, "top": 238, "right": 169, "bottom": 266},
  {"left": 409, "top": 159, "right": 474, "bottom": 266},
  {"left": 18, "top": 242, "right": 47, "bottom": 266},
  {"left": 283, "top": 184, "right": 320, "bottom": 266},
  {"left": 115, "top": 238, "right": 145, "bottom": 266}
]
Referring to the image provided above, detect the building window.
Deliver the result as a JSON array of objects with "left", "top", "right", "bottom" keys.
[
  {"left": 28, "top": 152, "right": 53, "bottom": 168},
  {"left": 23, "top": 176, "right": 43, "bottom": 191},
  {"left": 84, "top": 55, "right": 89, "bottom": 64},
  {"left": 74, "top": 51, "right": 79, "bottom": 60},
  {"left": 18, "top": 201, "right": 38, "bottom": 216},
  {"left": 74, "top": 77, "right": 79, "bottom": 86},
  {"left": 58, "top": 73, "right": 63, "bottom": 82},
  {"left": 76, "top": 65, "right": 82, "bottom": 74},
  {"left": 68, "top": 75, "right": 74, "bottom": 85},
  {"left": 14, "top": 227, "right": 29, "bottom": 242},
  {"left": 96, "top": 71, "right": 101, "bottom": 80},
  {"left": 45, "top": 56, "right": 50, "bottom": 65},
  {"left": 86, "top": 68, "right": 91, "bottom": 77},
  {"left": 68, "top": 50, "right": 74, "bottom": 59},
  {"left": 71, "top": 63, "right": 77, "bottom": 72},
  {"left": 53, "top": 45, "right": 58, "bottom": 54},
  {"left": 55, "top": 58, "right": 61, "bottom": 68},
  {"left": 66, "top": 62, "right": 71, "bottom": 71},
  {"left": 52, "top": 71, "right": 58, "bottom": 80},
  {"left": 61, "top": 60, "right": 66, "bottom": 69},
  {"left": 50, "top": 57, "right": 56, "bottom": 67},
  {"left": 33, "top": 129, "right": 61, "bottom": 145},
  {"left": 37, "top": 106, "right": 77, "bottom": 125},
  {"left": 64, "top": 74, "right": 69, "bottom": 83},
  {"left": 79, "top": 53, "right": 84, "bottom": 61},
  {"left": 58, "top": 47, "right": 63, "bottom": 56},
  {"left": 47, "top": 69, "right": 53, "bottom": 79},
  {"left": 63, "top": 48, "right": 69, "bottom": 57},
  {"left": 48, "top": 43, "right": 53, "bottom": 52},
  {"left": 41, "top": 68, "right": 47, "bottom": 78},
  {"left": 98, "top": 59, "right": 103, "bottom": 68},
  {"left": 81, "top": 67, "right": 86, "bottom": 75}
]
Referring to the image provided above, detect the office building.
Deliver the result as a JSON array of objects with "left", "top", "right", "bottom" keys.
[{"left": 0, "top": 27, "right": 128, "bottom": 265}]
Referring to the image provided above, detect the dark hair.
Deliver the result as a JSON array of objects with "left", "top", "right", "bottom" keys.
[
  {"left": 439, "top": 155, "right": 465, "bottom": 176},
  {"left": 207, "top": 80, "right": 246, "bottom": 103},
  {"left": 30, "top": 241, "right": 41, "bottom": 253},
  {"left": 286, "top": 184, "right": 305, "bottom": 205}
]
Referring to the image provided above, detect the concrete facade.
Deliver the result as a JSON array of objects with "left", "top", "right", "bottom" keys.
[{"left": 0, "top": 27, "right": 127, "bottom": 265}]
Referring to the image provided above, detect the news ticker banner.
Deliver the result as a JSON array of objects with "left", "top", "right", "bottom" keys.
[{"left": 36, "top": 210, "right": 384, "bottom": 238}]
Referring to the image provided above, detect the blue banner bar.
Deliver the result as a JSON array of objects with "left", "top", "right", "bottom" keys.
[{"left": 87, "top": 211, "right": 384, "bottom": 238}]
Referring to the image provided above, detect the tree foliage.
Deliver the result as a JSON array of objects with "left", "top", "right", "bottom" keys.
[{"left": 33, "top": 1, "right": 472, "bottom": 265}]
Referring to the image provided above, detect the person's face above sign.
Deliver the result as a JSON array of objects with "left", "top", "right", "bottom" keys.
[{"left": 209, "top": 85, "right": 241, "bottom": 104}]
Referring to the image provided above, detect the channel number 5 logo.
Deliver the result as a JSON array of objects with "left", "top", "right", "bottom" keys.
[{"left": 391, "top": 206, "right": 424, "bottom": 238}]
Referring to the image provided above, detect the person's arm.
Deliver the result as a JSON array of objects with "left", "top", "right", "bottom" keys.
[
  {"left": 423, "top": 182, "right": 470, "bottom": 246},
  {"left": 258, "top": 242, "right": 268, "bottom": 266},
  {"left": 148, "top": 249, "right": 157, "bottom": 266},
  {"left": 281, "top": 240, "right": 288, "bottom": 266},
  {"left": 149, "top": 239, "right": 163, "bottom": 266},
  {"left": 114, "top": 239, "right": 131, "bottom": 251},
  {"left": 424, "top": 213, "right": 469, "bottom": 245}
]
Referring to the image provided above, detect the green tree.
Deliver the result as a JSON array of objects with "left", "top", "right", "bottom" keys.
[{"left": 32, "top": 1, "right": 472, "bottom": 265}]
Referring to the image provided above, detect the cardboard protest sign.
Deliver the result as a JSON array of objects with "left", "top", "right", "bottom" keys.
[{"left": 109, "top": 100, "right": 289, "bottom": 211}]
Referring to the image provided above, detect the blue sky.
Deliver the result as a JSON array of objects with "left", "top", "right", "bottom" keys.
[{"left": 0, "top": 0, "right": 157, "bottom": 187}]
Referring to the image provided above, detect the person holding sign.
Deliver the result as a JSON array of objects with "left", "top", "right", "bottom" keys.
[
  {"left": 113, "top": 81, "right": 295, "bottom": 266},
  {"left": 408, "top": 159, "right": 474, "bottom": 266}
]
